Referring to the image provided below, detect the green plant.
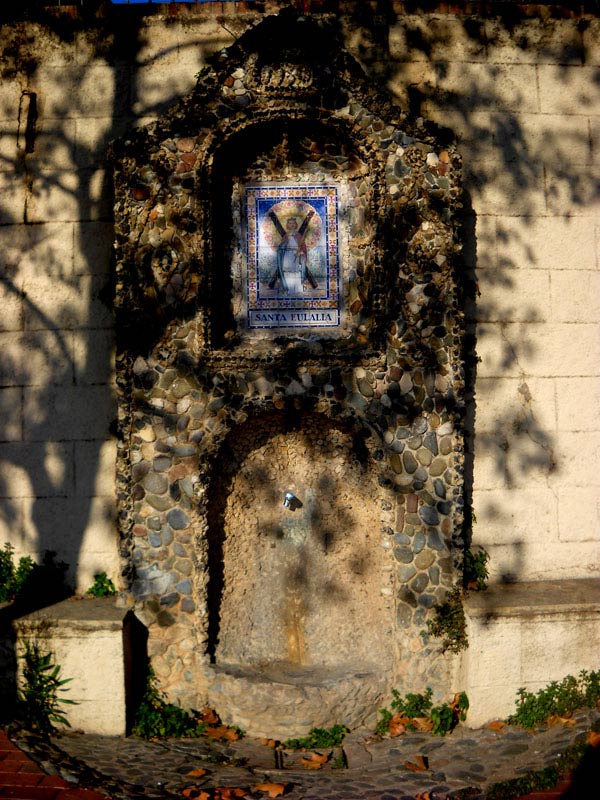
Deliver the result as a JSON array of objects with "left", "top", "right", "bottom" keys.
[
  {"left": 283, "top": 724, "right": 348, "bottom": 750},
  {"left": 376, "top": 688, "right": 433, "bottom": 735},
  {"left": 0, "top": 543, "right": 34, "bottom": 603},
  {"left": 16, "top": 639, "right": 76, "bottom": 735},
  {"left": 508, "top": 669, "right": 600, "bottom": 729},
  {"left": 377, "top": 688, "right": 468, "bottom": 737},
  {"left": 390, "top": 686, "right": 433, "bottom": 718},
  {"left": 375, "top": 707, "right": 393, "bottom": 735},
  {"left": 425, "top": 586, "right": 468, "bottom": 653},
  {"left": 132, "top": 665, "right": 207, "bottom": 739},
  {"left": 85, "top": 572, "right": 117, "bottom": 597},
  {"left": 464, "top": 547, "right": 489, "bottom": 590},
  {"left": 431, "top": 692, "right": 469, "bottom": 736}
]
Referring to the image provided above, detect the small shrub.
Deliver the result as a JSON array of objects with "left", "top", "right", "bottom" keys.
[
  {"left": 375, "top": 707, "right": 393, "bottom": 735},
  {"left": 0, "top": 544, "right": 35, "bottom": 603},
  {"left": 425, "top": 586, "right": 468, "bottom": 653},
  {"left": 377, "top": 688, "right": 468, "bottom": 737},
  {"left": 391, "top": 686, "right": 433, "bottom": 718},
  {"left": 283, "top": 724, "right": 348, "bottom": 750},
  {"left": 508, "top": 670, "right": 600, "bottom": 729},
  {"left": 16, "top": 639, "right": 76, "bottom": 735},
  {"left": 85, "top": 572, "right": 117, "bottom": 597},
  {"left": 464, "top": 547, "right": 489, "bottom": 590},
  {"left": 431, "top": 693, "right": 469, "bottom": 736},
  {"left": 581, "top": 668, "right": 600, "bottom": 707},
  {"left": 132, "top": 665, "right": 206, "bottom": 739}
]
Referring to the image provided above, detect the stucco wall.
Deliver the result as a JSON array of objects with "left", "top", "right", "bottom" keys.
[{"left": 0, "top": 3, "right": 598, "bottom": 593}]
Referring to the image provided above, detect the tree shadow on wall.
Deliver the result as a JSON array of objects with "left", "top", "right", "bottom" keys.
[
  {"left": 0, "top": 5, "right": 234, "bottom": 597},
  {"left": 347, "top": 2, "right": 599, "bottom": 584},
  {"left": 0, "top": 3, "right": 596, "bottom": 607}
]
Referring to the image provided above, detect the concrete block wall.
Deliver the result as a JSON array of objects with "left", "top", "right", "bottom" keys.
[
  {"left": 380, "top": 10, "right": 600, "bottom": 583},
  {"left": 0, "top": 4, "right": 598, "bottom": 592},
  {"left": 0, "top": 12, "right": 233, "bottom": 590}
]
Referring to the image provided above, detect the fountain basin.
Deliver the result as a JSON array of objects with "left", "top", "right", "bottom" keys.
[{"left": 203, "top": 661, "right": 388, "bottom": 739}]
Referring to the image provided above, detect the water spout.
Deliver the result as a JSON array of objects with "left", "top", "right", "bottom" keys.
[{"left": 283, "top": 491, "right": 298, "bottom": 509}]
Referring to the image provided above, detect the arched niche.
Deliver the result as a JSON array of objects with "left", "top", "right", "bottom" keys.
[{"left": 205, "top": 411, "right": 393, "bottom": 671}]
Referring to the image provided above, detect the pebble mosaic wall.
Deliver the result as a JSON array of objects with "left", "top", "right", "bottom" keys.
[{"left": 112, "top": 12, "right": 466, "bottom": 726}]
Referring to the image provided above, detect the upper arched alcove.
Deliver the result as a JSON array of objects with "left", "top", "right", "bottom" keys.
[{"left": 113, "top": 9, "right": 462, "bottom": 367}]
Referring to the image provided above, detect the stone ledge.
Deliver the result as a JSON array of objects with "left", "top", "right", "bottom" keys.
[
  {"left": 462, "top": 578, "right": 600, "bottom": 727},
  {"left": 12, "top": 597, "right": 141, "bottom": 736},
  {"left": 465, "top": 578, "right": 600, "bottom": 619},
  {"left": 13, "top": 596, "right": 130, "bottom": 633}
]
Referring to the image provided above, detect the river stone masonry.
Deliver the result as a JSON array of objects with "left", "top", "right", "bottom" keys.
[{"left": 112, "top": 12, "right": 466, "bottom": 736}]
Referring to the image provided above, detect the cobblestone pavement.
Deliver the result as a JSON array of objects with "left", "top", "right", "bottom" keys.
[{"left": 6, "top": 708, "right": 598, "bottom": 800}]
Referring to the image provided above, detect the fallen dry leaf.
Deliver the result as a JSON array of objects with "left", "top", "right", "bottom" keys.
[
  {"left": 411, "top": 716, "right": 434, "bottom": 732},
  {"left": 205, "top": 725, "right": 240, "bottom": 742},
  {"left": 182, "top": 788, "right": 210, "bottom": 800},
  {"left": 186, "top": 769, "right": 208, "bottom": 778},
  {"left": 388, "top": 720, "right": 406, "bottom": 737},
  {"left": 403, "top": 755, "right": 429, "bottom": 772},
  {"left": 587, "top": 730, "right": 600, "bottom": 747},
  {"left": 213, "top": 788, "right": 246, "bottom": 800},
  {"left": 260, "top": 738, "right": 278, "bottom": 748},
  {"left": 252, "top": 782, "right": 288, "bottom": 797},
  {"left": 485, "top": 720, "right": 506, "bottom": 731},
  {"left": 299, "top": 751, "right": 330, "bottom": 769},
  {"left": 299, "top": 759, "right": 324, "bottom": 770},
  {"left": 310, "top": 751, "right": 329, "bottom": 764},
  {"left": 547, "top": 714, "right": 575, "bottom": 728},
  {"left": 415, "top": 793, "right": 432, "bottom": 800},
  {"left": 389, "top": 713, "right": 408, "bottom": 737},
  {"left": 201, "top": 707, "right": 220, "bottom": 725}
]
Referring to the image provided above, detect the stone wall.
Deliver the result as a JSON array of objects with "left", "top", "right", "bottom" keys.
[{"left": 0, "top": 1, "right": 599, "bottom": 720}]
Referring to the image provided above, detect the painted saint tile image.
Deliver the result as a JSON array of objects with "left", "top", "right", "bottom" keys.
[{"left": 244, "top": 185, "right": 340, "bottom": 329}]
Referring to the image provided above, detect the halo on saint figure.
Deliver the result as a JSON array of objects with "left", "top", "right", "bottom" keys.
[{"left": 262, "top": 199, "right": 322, "bottom": 249}]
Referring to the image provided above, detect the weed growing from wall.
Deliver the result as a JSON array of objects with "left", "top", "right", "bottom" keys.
[
  {"left": 16, "top": 639, "right": 75, "bottom": 735},
  {"left": 132, "top": 665, "right": 207, "bottom": 739},
  {"left": 425, "top": 547, "right": 490, "bottom": 653},
  {"left": 425, "top": 586, "right": 468, "bottom": 653},
  {"left": 85, "top": 572, "right": 117, "bottom": 597},
  {"left": 464, "top": 547, "right": 489, "bottom": 591},
  {"left": 376, "top": 688, "right": 468, "bottom": 736}
]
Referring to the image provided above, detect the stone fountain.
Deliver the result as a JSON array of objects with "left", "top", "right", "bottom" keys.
[{"left": 112, "top": 12, "right": 465, "bottom": 738}]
